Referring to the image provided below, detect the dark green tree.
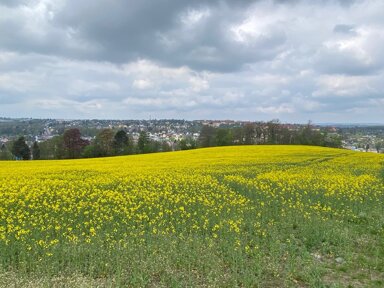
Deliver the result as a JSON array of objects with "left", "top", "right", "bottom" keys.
[
  {"left": 113, "top": 130, "right": 131, "bottom": 155},
  {"left": 39, "top": 136, "right": 65, "bottom": 159},
  {"left": 178, "top": 137, "right": 197, "bottom": 150},
  {"left": 11, "top": 136, "right": 30, "bottom": 160},
  {"left": 243, "top": 123, "right": 255, "bottom": 145},
  {"left": 324, "top": 133, "right": 342, "bottom": 148},
  {"left": 215, "top": 128, "right": 233, "bottom": 146},
  {"left": 81, "top": 145, "right": 103, "bottom": 158},
  {"left": 32, "top": 141, "right": 40, "bottom": 160},
  {"left": 0, "top": 143, "right": 12, "bottom": 160},
  {"left": 198, "top": 125, "right": 216, "bottom": 147},
  {"left": 298, "top": 121, "right": 315, "bottom": 145},
  {"left": 147, "top": 140, "right": 161, "bottom": 153},
  {"left": 138, "top": 131, "right": 150, "bottom": 153}
]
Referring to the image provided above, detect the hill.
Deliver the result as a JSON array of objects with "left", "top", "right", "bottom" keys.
[{"left": 0, "top": 146, "right": 383, "bottom": 287}]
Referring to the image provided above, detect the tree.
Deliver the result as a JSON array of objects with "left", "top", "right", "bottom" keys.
[
  {"left": 243, "top": 123, "right": 255, "bottom": 145},
  {"left": 254, "top": 123, "right": 265, "bottom": 144},
  {"left": 198, "top": 125, "right": 216, "bottom": 147},
  {"left": 215, "top": 128, "right": 233, "bottom": 146},
  {"left": 11, "top": 136, "right": 30, "bottom": 160},
  {"left": 298, "top": 122, "right": 314, "bottom": 145},
  {"left": 39, "top": 136, "right": 65, "bottom": 159},
  {"left": 279, "top": 126, "right": 292, "bottom": 144},
  {"left": 113, "top": 130, "right": 131, "bottom": 155},
  {"left": 147, "top": 140, "right": 161, "bottom": 153},
  {"left": 324, "top": 133, "right": 342, "bottom": 148},
  {"left": 267, "top": 119, "right": 281, "bottom": 144},
  {"left": 94, "top": 129, "right": 115, "bottom": 157},
  {"left": 232, "top": 127, "right": 244, "bottom": 144},
  {"left": 81, "top": 144, "right": 103, "bottom": 158},
  {"left": 178, "top": 137, "right": 197, "bottom": 150},
  {"left": 161, "top": 141, "right": 172, "bottom": 152},
  {"left": 137, "top": 131, "right": 150, "bottom": 153},
  {"left": 32, "top": 141, "right": 40, "bottom": 160},
  {"left": 0, "top": 143, "right": 12, "bottom": 160},
  {"left": 63, "top": 128, "right": 89, "bottom": 159},
  {"left": 374, "top": 141, "right": 383, "bottom": 153}
]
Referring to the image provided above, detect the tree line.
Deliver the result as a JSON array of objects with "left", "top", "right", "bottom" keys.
[
  {"left": 0, "top": 128, "right": 184, "bottom": 160},
  {"left": 198, "top": 120, "right": 342, "bottom": 148},
  {"left": 0, "top": 121, "right": 341, "bottom": 161}
]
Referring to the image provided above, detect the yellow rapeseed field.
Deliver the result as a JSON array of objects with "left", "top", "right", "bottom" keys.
[{"left": 0, "top": 145, "right": 383, "bottom": 287}]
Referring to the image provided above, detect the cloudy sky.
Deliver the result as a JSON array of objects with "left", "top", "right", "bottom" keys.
[{"left": 0, "top": 0, "right": 383, "bottom": 123}]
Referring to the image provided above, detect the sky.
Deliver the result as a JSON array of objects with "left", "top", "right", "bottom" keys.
[{"left": 0, "top": 0, "right": 383, "bottom": 123}]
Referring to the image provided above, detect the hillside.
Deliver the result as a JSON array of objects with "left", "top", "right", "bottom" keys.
[{"left": 0, "top": 146, "right": 383, "bottom": 287}]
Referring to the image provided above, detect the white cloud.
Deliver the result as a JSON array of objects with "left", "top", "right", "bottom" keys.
[
  {"left": 69, "top": 80, "right": 120, "bottom": 95},
  {"left": 314, "top": 74, "right": 378, "bottom": 97},
  {"left": 180, "top": 8, "right": 210, "bottom": 27},
  {"left": 132, "top": 79, "right": 153, "bottom": 90},
  {"left": 189, "top": 75, "right": 209, "bottom": 92}
]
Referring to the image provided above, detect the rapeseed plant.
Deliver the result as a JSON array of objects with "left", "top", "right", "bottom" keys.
[{"left": 0, "top": 146, "right": 383, "bottom": 287}]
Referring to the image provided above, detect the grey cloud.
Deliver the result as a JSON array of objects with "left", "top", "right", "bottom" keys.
[
  {"left": 333, "top": 24, "right": 357, "bottom": 35},
  {"left": 0, "top": 0, "right": 287, "bottom": 72},
  {"left": 1, "top": 0, "right": 384, "bottom": 122},
  {"left": 0, "top": 0, "right": 29, "bottom": 7},
  {"left": 315, "top": 49, "right": 380, "bottom": 76},
  {"left": 53, "top": 0, "right": 284, "bottom": 71},
  {"left": 314, "top": 29, "right": 384, "bottom": 76},
  {"left": 0, "top": 0, "right": 367, "bottom": 73}
]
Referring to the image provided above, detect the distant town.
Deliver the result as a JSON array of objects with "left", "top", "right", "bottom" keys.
[
  {"left": 0, "top": 118, "right": 201, "bottom": 150},
  {"left": 1, "top": 117, "right": 384, "bottom": 160}
]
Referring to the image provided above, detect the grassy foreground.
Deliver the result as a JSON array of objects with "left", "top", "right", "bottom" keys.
[{"left": 0, "top": 146, "right": 383, "bottom": 287}]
